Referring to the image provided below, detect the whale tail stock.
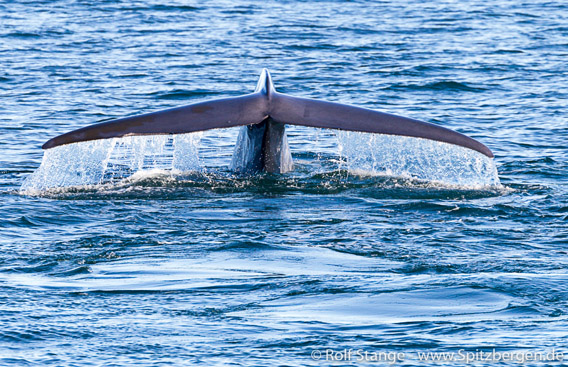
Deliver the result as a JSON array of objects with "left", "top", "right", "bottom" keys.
[{"left": 42, "top": 69, "right": 493, "bottom": 173}]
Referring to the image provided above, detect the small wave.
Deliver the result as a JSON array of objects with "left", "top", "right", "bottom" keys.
[
  {"left": 155, "top": 89, "right": 222, "bottom": 100},
  {"left": 208, "top": 242, "right": 282, "bottom": 252},
  {"left": 385, "top": 81, "right": 486, "bottom": 92},
  {"left": 494, "top": 49, "right": 525, "bottom": 54},
  {"left": 150, "top": 5, "right": 200, "bottom": 11},
  {"left": 5, "top": 261, "right": 59, "bottom": 274},
  {"left": 120, "top": 4, "right": 201, "bottom": 12},
  {"left": 51, "top": 266, "right": 92, "bottom": 277},
  {"left": 3, "top": 32, "right": 40, "bottom": 39},
  {"left": 221, "top": 7, "right": 256, "bottom": 15}
]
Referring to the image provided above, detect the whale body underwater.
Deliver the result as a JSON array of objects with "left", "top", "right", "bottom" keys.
[{"left": 42, "top": 69, "right": 494, "bottom": 174}]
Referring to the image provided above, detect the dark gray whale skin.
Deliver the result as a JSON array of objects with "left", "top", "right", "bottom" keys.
[
  {"left": 230, "top": 117, "right": 294, "bottom": 174},
  {"left": 42, "top": 69, "right": 494, "bottom": 173}
]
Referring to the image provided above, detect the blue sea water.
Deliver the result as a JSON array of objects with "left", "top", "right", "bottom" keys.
[{"left": 1, "top": 0, "right": 567, "bottom": 365}]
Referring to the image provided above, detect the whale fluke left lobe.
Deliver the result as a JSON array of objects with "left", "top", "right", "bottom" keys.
[{"left": 42, "top": 93, "right": 268, "bottom": 149}]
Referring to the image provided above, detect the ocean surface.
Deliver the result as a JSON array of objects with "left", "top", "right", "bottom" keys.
[{"left": 1, "top": 0, "right": 567, "bottom": 365}]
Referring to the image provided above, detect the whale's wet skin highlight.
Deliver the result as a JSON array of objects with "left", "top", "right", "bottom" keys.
[{"left": 1, "top": 0, "right": 567, "bottom": 366}]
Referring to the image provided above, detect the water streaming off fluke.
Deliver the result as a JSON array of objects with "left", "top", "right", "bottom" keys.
[
  {"left": 21, "top": 129, "right": 500, "bottom": 192},
  {"left": 21, "top": 133, "right": 202, "bottom": 191},
  {"left": 336, "top": 131, "right": 500, "bottom": 188}
]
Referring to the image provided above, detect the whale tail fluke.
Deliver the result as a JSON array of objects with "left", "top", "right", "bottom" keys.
[{"left": 42, "top": 69, "right": 494, "bottom": 167}]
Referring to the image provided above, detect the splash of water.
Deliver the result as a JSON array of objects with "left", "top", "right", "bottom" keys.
[
  {"left": 21, "top": 128, "right": 500, "bottom": 192},
  {"left": 336, "top": 131, "right": 500, "bottom": 188},
  {"left": 21, "top": 133, "right": 202, "bottom": 192}
]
